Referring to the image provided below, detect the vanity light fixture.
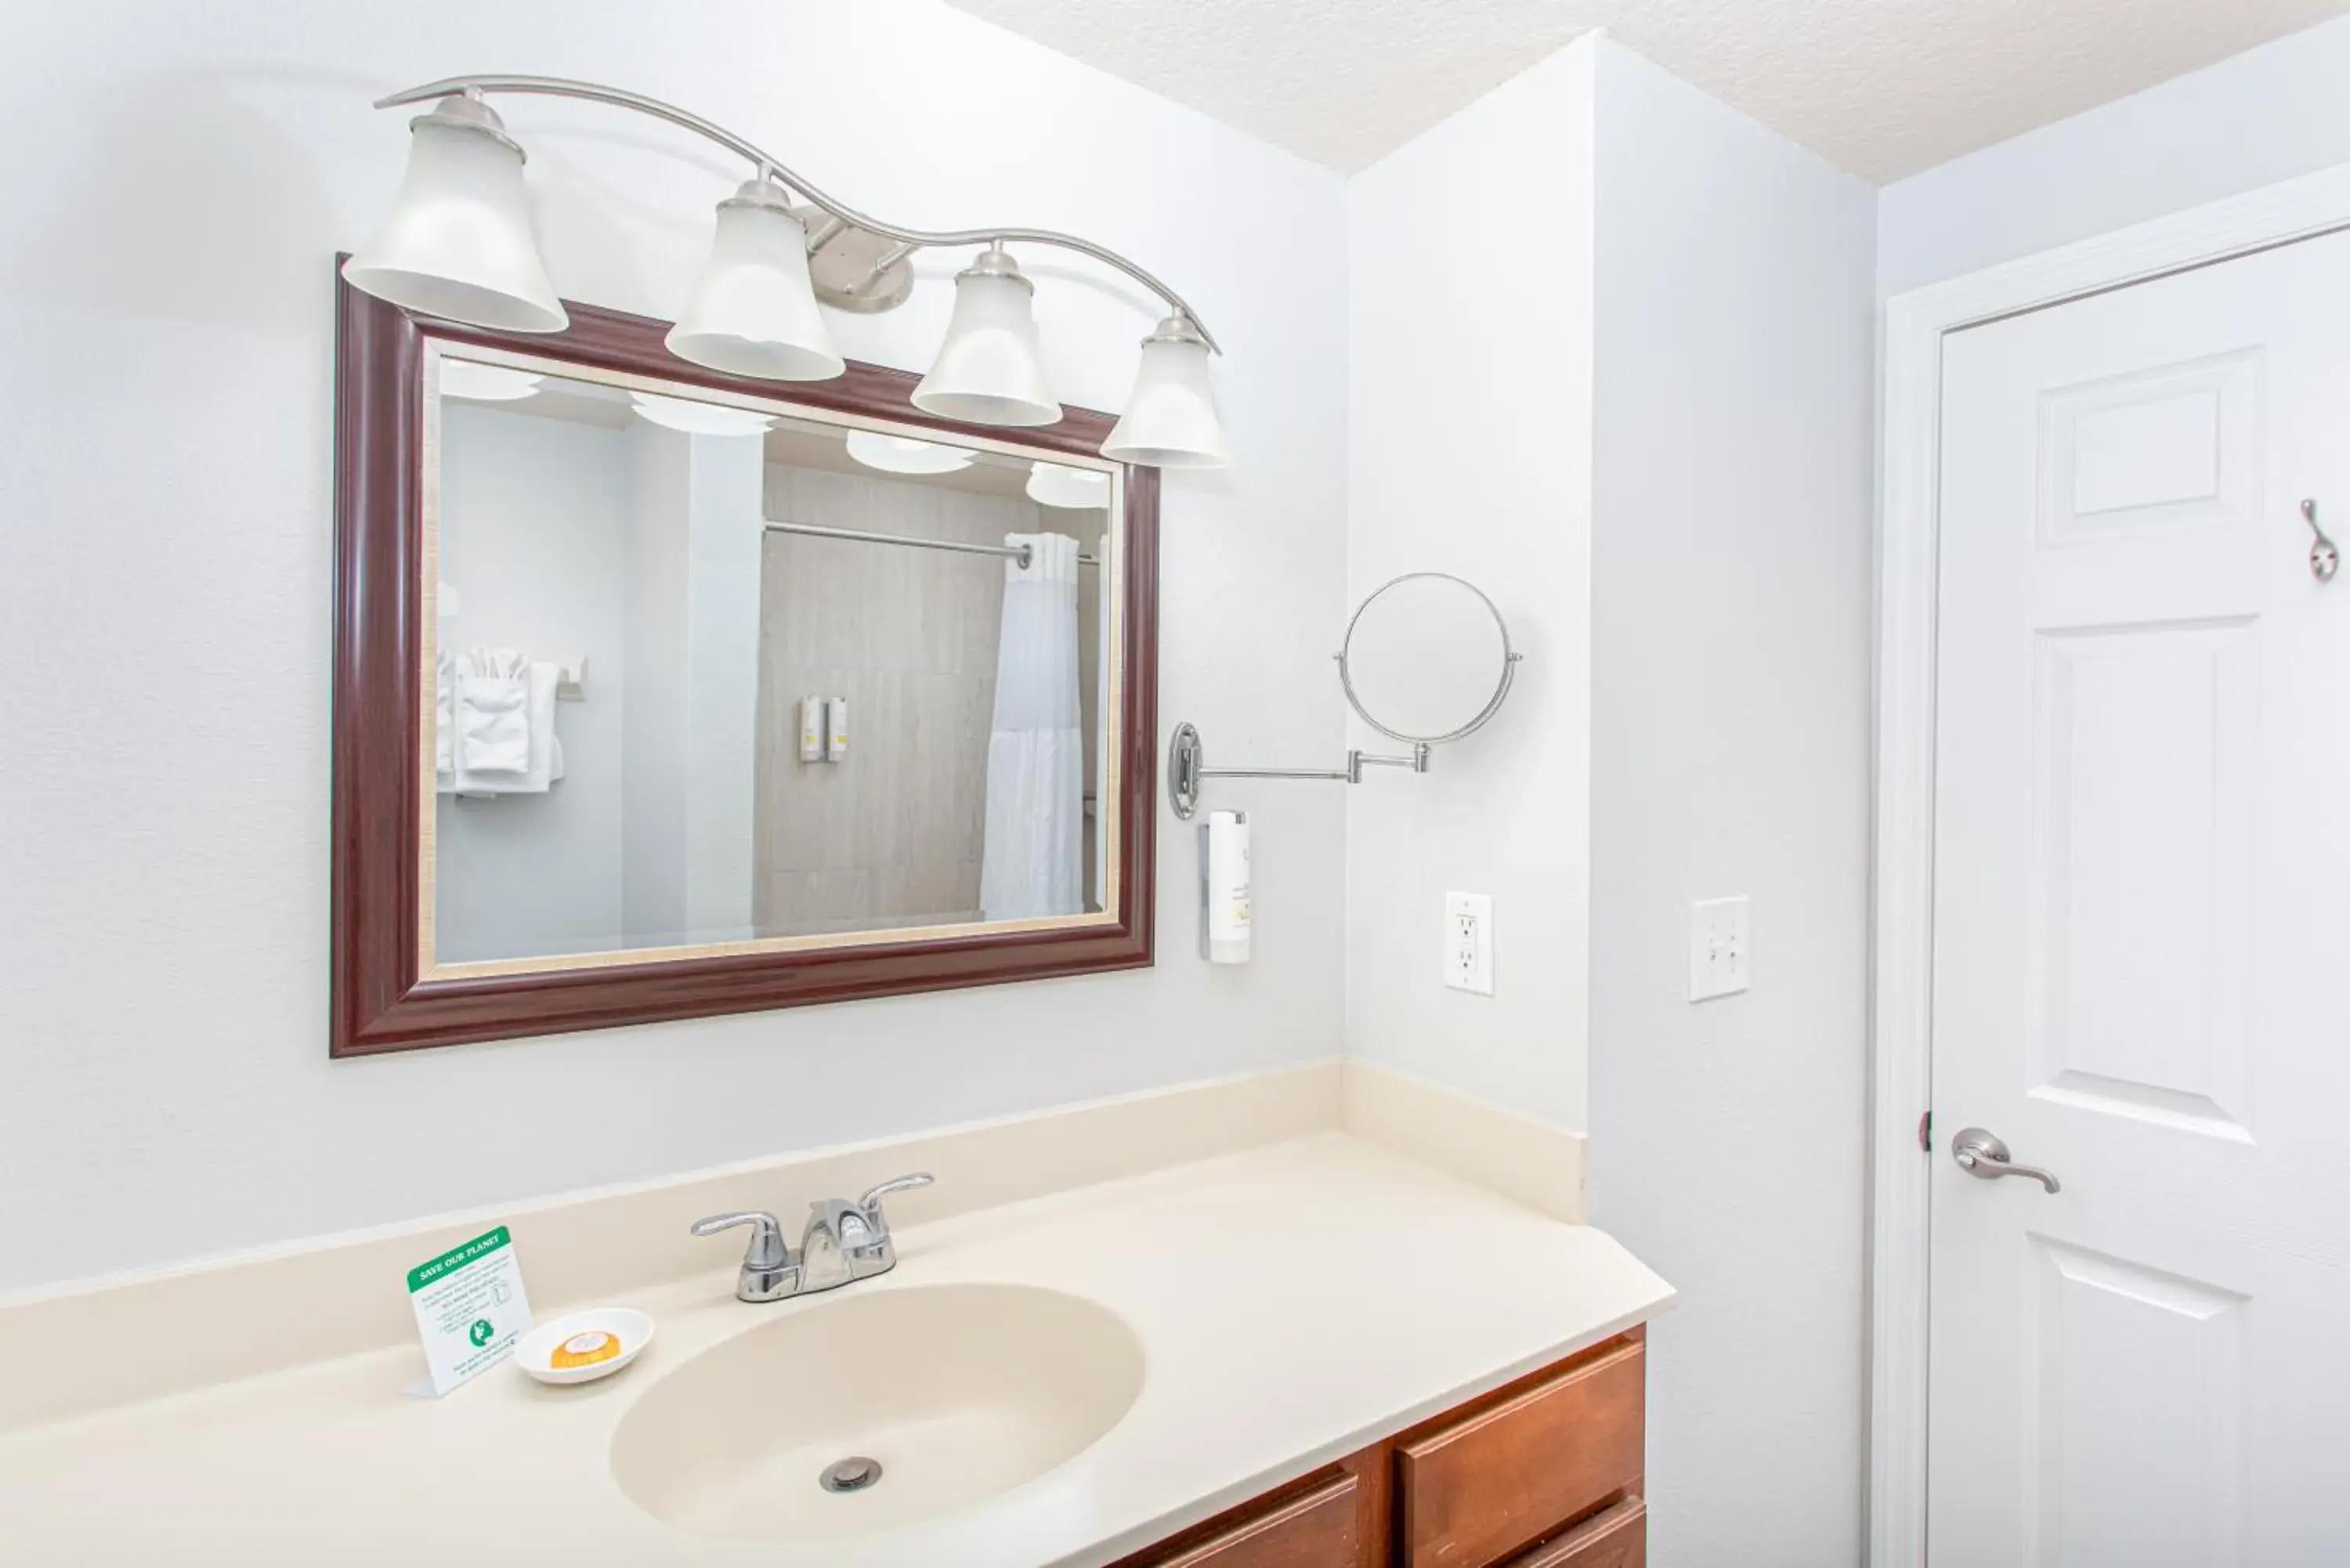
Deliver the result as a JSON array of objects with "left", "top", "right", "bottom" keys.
[
  {"left": 844, "top": 430, "right": 977, "bottom": 475},
  {"left": 911, "top": 247, "right": 1061, "bottom": 428},
  {"left": 1026, "top": 461, "right": 1112, "bottom": 509},
  {"left": 345, "top": 75, "right": 1230, "bottom": 465},
  {"left": 667, "top": 176, "right": 845, "bottom": 382},
  {"left": 343, "top": 93, "right": 567, "bottom": 334},
  {"left": 629, "top": 392, "right": 775, "bottom": 437},
  {"left": 1104, "top": 316, "right": 1231, "bottom": 468},
  {"left": 437, "top": 360, "right": 544, "bottom": 401}
]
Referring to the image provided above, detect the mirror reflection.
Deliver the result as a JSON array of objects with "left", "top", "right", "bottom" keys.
[{"left": 428, "top": 352, "right": 1119, "bottom": 968}]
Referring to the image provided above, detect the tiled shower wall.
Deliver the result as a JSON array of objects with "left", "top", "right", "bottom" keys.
[{"left": 754, "top": 464, "right": 1104, "bottom": 935}]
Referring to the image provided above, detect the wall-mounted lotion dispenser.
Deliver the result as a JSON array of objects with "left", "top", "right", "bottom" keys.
[{"left": 1201, "top": 810, "right": 1251, "bottom": 964}]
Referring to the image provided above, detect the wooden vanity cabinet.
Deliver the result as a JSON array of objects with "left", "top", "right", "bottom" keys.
[{"left": 1110, "top": 1328, "right": 1645, "bottom": 1568}]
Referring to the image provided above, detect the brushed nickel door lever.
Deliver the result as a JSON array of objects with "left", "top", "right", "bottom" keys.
[{"left": 1951, "top": 1126, "right": 2060, "bottom": 1194}]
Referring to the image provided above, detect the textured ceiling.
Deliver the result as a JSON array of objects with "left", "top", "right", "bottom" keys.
[{"left": 942, "top": 0, "right": 2350, "bottom": 180}]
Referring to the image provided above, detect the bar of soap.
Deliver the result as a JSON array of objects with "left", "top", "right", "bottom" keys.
[{"left": 550, "top": 1330, "right": 621, "bottom": 1368}]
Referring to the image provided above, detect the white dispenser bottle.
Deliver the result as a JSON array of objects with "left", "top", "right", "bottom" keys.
[
  {"left": 798, "top": 695, "right": 826, "bottom": 763},
  {"left": 826, "top": 695, "right": 849, "bottom": 761},
  {"left": 1201, "top": 810, "right": 1252, "bottom": 964}
]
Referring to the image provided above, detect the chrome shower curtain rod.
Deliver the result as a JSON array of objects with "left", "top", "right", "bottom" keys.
[{"left": 766, "top": 520, "right": 1100, "bottom": 569}]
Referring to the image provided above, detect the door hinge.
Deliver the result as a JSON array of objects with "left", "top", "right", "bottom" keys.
[{"left": 1918, "top": 1110, "right": 1932, "bottom": 1154}]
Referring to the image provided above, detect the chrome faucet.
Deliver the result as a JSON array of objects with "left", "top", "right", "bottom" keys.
[{"left": 691, "top": 1172, "right": 934, "bottom": 1303}]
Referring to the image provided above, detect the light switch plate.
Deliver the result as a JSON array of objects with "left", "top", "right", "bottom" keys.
[
  {"left": 1444, "top": 891, "right": 1494, "bottom": 995},
  {"left": 1689, "top": 896, "right": 1749, "bottom": 1002}
]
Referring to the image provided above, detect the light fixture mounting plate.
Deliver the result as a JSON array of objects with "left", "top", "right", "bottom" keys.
[{"left": 795, "top": 208, "right": 916, "bottom": 314}]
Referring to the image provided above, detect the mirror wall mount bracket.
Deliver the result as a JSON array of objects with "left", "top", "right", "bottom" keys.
[
  {"left": 1166, "top": 721, "right": 1428, "bottom": 822},
  {"left": 1170, "top": 573, "right": 1520, "bottom": 822},
  {"left": 371, "top": 74, "right": 1221, "bottom": 352}
]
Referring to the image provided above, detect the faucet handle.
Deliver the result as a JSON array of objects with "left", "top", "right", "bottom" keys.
[
  {"left": 690, "top": 1210, "right": 790, "bottom": 1270},
  {"left": 858, "top": 1172, "right": 935, "bottom": 1228},
  {"left": 837, "top": 1173, "right": 933, "bottom": 1281}
]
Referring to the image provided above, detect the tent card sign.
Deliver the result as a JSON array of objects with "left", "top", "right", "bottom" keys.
[{"left": 406, "top": 1226, "right": 532, "bottom": 1396}]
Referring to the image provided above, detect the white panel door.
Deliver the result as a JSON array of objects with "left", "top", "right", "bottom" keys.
[{"left": 1931, "top": 229, "right": 2350, "bottom": 1566}]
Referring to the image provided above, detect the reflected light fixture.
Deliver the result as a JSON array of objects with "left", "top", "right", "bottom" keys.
[
  {"left": 1027, "top": 461, "right": 1112, "bottom": 509},
  {"left": 1104, "top": 316, "right": 1230, "bottom": 468},
  {"left": 667, "top": 176, "right": 844, "bottom": 381},
  {"left": 438, "top": 360, "right": 544, "bottom": 401},
  {"left": 342, "top": 92, "right": 566, "bottom": 333},
  {"left": 912, "top": 247, "right": 1060, "bottom": 428},
  {"left": 630, "top": 392, "right": 775, "bottom": 437},
  {"left": 844, "top": 430, "right": 976, "bottom": 475},
  {"left": 353, "top": 76, "right": 1230, "bottom": 465}
]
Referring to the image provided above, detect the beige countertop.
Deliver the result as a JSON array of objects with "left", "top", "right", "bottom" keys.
[{"left": 0, "top": 1132, "right": 1672, "bottom": 1566}]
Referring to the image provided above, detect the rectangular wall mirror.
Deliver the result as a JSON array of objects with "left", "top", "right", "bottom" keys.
[{"left": 334, "top": 276, "right": 1158, "bottom": 1055}]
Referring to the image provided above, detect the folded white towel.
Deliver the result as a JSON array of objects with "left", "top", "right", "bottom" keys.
[
  {"left": 451, "top": 655, "right": 564, "bottom": 797},
  {"left": 457, "top": 648, "right": 531, "bottom": 775}
]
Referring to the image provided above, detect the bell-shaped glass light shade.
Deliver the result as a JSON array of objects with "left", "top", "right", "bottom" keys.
[
  {"left": 630, "top": 392, "right": 774, "bottom": 437},
  {"left": 342, "top": 97, "right": 566, "bottom": 333},
  {"left": 1027, "top": 461, "right": 1112, "bottom": 509},
  {"left": 666, "top": 183, "right": 844, "bottom": 381},
  {"left": 438, "top": 359, "right": 543, "bottom": 402},
  {"left": 844, "top": 430, "right": 975, "bottom": 475},
  {"left": 1103, "top": 318, "right": 1229, "bottom": 468},
  {"left": 912, "top": 249, "right": 1060, "bottom": 428}
]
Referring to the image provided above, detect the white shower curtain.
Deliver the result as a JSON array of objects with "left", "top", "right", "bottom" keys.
[
  {"left": 1092, "top": 524, "right": 1112, "bottom": 913},
  {"left": 980, "top": 531, "right": 1084, "bottom": 920}
]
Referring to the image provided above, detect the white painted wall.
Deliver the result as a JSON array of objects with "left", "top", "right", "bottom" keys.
[
  {"left": 1344, "top": 37, "right": 1598, "bottom": 1130},
  {"left": 432, "top": 403, "right": 627, "bottom": 963},
  {"left": 1346, "top": 52, "right": 1876, "bottom": 1567},
  {"left": 682, "top": 433, "right": 765, "bottom": 942},
  {"left": 1878, "top": 13, "right": 2350, "bottom": 298},
  {"left": 1587, "top": 42, "right": 1875, "bottom": 1566},
  {"left": 617, "top": 423, "right": 765, "bottom": 947},
  {"left": 0, "top": 0, "right": 1348, "bottom": 1292},
  {"left": 621, "top": 423, "right": 692, "bottom": 945}
]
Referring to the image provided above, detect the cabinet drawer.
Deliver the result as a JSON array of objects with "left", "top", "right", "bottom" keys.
[
  {"left": 1142, "top": 1470, "right": 1361, "bottom": 1567},
  {"left": 1396, "top": 1337, "right": 1645, "bottom": 1567},
  {"left": 1501, "top": 1497, "right": 1646, "bottom": 1568}
]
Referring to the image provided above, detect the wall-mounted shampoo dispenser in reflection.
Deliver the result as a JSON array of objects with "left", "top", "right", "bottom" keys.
[
  {"left": 798, "top": 696, "right": 826, "bottom": 763},
  {"left": 1201, "top": 810, "right": 1251, "bottom": 964},
  {"left": 826, "top": 695, "right": 849, "bottom": 761}
]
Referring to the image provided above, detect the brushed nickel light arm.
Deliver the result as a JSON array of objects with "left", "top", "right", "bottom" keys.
[{"left": 373, "top": 74, "right": 1223, "bottom": 352}]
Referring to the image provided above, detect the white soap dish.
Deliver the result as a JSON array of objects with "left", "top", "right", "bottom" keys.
[{"left": 515, "top": 1307, "right": 654, "bottom": 1386}]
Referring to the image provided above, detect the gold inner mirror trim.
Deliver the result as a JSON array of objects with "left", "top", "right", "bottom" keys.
[
  {"left": 415, "top": 340, "right": 1129, "bottom": 978},
  {"left": 424, "top": 909, "right": 1117, "bottom": 983}
]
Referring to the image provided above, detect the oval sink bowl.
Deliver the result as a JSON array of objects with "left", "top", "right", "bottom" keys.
[{"left": 611, "top": 1282, "right": 1144, "bottom": 1542}]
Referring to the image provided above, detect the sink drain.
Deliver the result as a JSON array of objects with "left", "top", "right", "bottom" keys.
[{"left": 819, "top": 1455, "right": 883, "bottom": 1494}]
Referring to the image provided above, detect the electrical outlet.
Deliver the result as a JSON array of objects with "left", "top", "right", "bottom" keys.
[
  {"left": 1689, "top": 896, "right": 1750, "bottom": 1002},
  {"left": 1444, "top": 891, "right": 1494, "bottom": 995}
]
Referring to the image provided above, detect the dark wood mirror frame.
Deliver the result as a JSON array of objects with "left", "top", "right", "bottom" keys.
[{"left": 331, "top": 268, "right": 1158, "bottom": 1058}]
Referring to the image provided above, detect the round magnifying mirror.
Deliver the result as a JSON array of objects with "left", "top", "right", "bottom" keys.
[{"left": 1339, "top": 573, "right": 1517, "bottom": 744}]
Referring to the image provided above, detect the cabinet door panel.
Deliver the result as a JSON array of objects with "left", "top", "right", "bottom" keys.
[
  {"left": 1397, "top": 1339, "right": 1645, "bottom": 1567},
  {"left": 1143, "top": 1471, "right": 1361, "bottom": 1567}
]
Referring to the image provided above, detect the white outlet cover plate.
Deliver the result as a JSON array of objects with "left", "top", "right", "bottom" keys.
[
  {"left": 1689, "top": 895, "right": 1750, "bottom": 1002},
  {"left": 1444, "top": 891, "right": 1493, "bottom": 996}
]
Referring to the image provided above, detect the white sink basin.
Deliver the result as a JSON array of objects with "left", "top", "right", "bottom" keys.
[{"left": 610, "top": 1282, "right": 1144, "bottom": 1542}]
